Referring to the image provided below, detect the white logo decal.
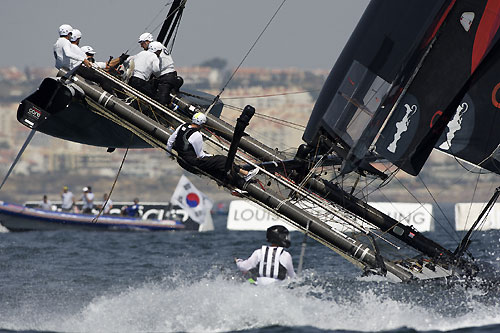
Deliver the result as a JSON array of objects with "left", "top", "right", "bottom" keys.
[
  {"left": 28, "top": 107, "right": 41, "bottom": 119},
  {"left": 387, "top": 104, "right": 417, "bottom": 153},
  {"left": 460, "top": 12, "right": 475, "bottom": 32},
  {"left": 439, "top": 102, "right": 469, "bottom": 151}
]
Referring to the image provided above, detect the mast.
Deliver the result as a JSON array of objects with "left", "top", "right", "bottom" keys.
[{"left": 156, "top": 0, "right": 186, "bottom": 50}]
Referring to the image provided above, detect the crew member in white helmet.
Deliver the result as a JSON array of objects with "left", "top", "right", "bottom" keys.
[
  {"left": 235, "top": 225, "right": 295, "bottom": 285},
  {"left": 125, "top": 33, "right": 160, "bottom": 97},
  {"left": 80, "top": 46, "right": 106, "bottom": 69},
  {"left": 166, "top": 112, "right": 259, "bottom": 182},
  {"left": 53, "top": 24, "right": 90, "bottom": 70},
  {"left": 138, "top": 32, "right": 153, "bottom": 51},
  {"left": 68, "top": 29, "right": 87, "bottom": 70},
  {"left": 151, "top": 41, "right": 178, "bottom": 106}
]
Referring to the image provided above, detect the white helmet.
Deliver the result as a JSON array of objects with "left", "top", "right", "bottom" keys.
[
  {"left": 192, "top": 112, "right": 207, "bottom": 125},
  {"left": 148, "top": 41, "right": 164, "bottom": 53},
  {"left": 59, "top": 24, "right": 73, "bottom": 36},
  {"left": 70, "top": 29, "right": 82, "bottom": 42},
  {"left": 81, "top": 45, "right": 95, "bottom": 55},
  {"left": 138, "top": 32, "right": 153, "bottom": 43}
]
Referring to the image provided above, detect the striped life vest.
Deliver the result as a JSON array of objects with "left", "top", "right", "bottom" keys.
[{"left": 258, "top": 246, "right": 287, "bottom": 280}]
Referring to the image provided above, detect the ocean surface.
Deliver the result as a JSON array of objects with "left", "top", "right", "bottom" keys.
[{"left": 1, "top": 208, "right": 500, "bottom": 333}]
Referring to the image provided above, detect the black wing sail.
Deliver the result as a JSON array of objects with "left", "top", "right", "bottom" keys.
[
  {"left": 303, "top": 0, "right": 500, "bottom": 176},
  {"left": 435, "top": 2, "right": 500, "bottom": 174},
  {"left": 303, "top": 0, "right": 452, "bottom": 172},
  {"left": 375, "top": 0, "right": 500, "bottom": 175}
]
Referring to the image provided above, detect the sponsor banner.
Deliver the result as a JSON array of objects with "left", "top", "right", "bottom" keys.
[
  {"left": 227, "top": 200, "right": 433, "bottom": 232},
  {"left": 455, "top": 203, "right": 500, "bottom": 230},
  {"left": 369, "top": 202, "right": 433, "bottom": 232},
  {"left": 227, "top": 200, "right": 298, "bottom": 231}
]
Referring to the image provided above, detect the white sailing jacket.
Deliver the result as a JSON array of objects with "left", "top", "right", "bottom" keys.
[
  {"left": 166, "top": 124, "right": 209, "bottom": 158},
  {"left": 159, "top": 50, "right": 175, "bottom": 76},
  {"left": 53, "top": 37, "right": 86, "bottom": 70},
  {"left": 236, "top": 245, "right": 295, "bottom": 285},
  {"left": 127, "top": 50, "right": 160, "bottom": 81},
  {"left": 69, "top": 44, "right": 87, "bottom": 70}
]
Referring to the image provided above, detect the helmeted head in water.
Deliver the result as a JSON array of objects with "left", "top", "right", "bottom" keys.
[{"left": 266, "top": 225, "right": 291, "bottom": 248}]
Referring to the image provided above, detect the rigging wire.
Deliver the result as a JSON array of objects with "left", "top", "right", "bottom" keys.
[
  {"left": 416, "top": 174, "right": 459, "bottom": 240},
  {"left": 0, "top": 129, "right": 35, "bottom": 192},
  {"left": 180, "top": 90, "right": 307, "bottom": 131},
  {"left": 392, "top": 174, "right": 459, "bottom": 244},
  {"left": 222, "top": 89, "right": 320, "bottom": 100},
  {"left": 205, "top": 0, "right": 288, "bottom": 113},
  {"left": 458, "top": 172, "right": 499, "bottom": 248},
  {"left": 219, "top": 103, "right": 306, "bottom": 130},
  {"left": 92, "top": 144, "right": 131, "bottom": 223},
  {"left": 123, "top": 1, "right": 184, "bottom": 55}
]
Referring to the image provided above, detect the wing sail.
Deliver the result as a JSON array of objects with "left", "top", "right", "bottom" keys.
[{"left": 374, "top": 0, "right": 500, "bottom": 175}]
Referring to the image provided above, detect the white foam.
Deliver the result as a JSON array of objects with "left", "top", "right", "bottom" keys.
[{"left": 3, "top": 272, "right": 500, "bottom": 332}]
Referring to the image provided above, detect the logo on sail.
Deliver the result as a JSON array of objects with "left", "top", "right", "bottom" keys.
[
  {"left": 387, "top": 104, "right": 417, "bottom": 153},
  {"left": 438, "top": 102, "right": 469, "bottom": 151},
  {"left": 460, "top": 12, "right": 475, "bottom": 32}
]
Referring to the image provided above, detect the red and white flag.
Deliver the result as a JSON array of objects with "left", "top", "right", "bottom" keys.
[{"left": 170, "top": 175, "right": 213, "bottom": 226}]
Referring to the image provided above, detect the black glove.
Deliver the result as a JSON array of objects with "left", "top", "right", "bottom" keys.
[{"left": 119, "top": 53, "right": 130, "bottom": 64}]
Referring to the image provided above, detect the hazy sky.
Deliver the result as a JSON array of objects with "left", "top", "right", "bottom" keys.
[{"left": 1, "top": 0, "right": 369, "bottom": 69}]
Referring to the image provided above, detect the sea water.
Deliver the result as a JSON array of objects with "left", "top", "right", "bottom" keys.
[{"left": 1, "top": 213, "right": 500, "bottom": 333}]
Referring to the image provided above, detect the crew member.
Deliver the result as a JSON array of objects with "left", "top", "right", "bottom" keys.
[
  {"left": 125, "top": 34, "right": 160, "bottom": 97},
  {"left": 235, "top": 225, "right": 295, "bottom": 285},
  {"left": 68, "top": 29, "right": 87, "bottom": 70},
  {"left": 166, "top": 112, "right": 259, "bottom": 182},
  {"left": 39, "top": 195, "right": 52, "bottom": 211},
  {"left": 138, "top": 32, "right": 153, "bottom": 51},
  {"left": 80, "top": 45, "right": 106, "bottom": 69},
  {"left": 81, "top": 186, "right": 94, "bottom": 214},
  {"left": 53, "top": 24, "right": 90, "bottom": 70},
  {"left": 151, "top": 41, "right": 178, "bottom": 105},
  {"left": 121, "top": 198, "right": 141, "bottom": 217},
  {"left": 99, "top": 193, "right": 113, "bottom": 215},
  {"left": 60, "top": 186, "right": 75, "bottom": 212}
]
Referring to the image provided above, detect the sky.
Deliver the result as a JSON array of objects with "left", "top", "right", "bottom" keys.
[{"left": 0, "top": 0, "right": 369, "bottom": 70}]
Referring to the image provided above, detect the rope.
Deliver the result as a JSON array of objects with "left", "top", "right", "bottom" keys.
[
  {"left": 92, "top": 144, "right": 130, "bottom": 223},
  {"left": 0, "top": 129, "right": 35, "bottom": 191},
  {"left": 205, "top": 0, "right": 288, "bottom": 113}
]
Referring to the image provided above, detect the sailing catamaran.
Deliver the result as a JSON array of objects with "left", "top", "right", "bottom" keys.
[{"left": 14, "top": 0, "right": 500, "bottom": 282}]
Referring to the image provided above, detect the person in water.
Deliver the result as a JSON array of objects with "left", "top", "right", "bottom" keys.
[
  {"left": 235, "top": 225, "right": 295, "bottom": 285},
  {"left": 166, "top": 112, "right": 258, "bottom": 182}
]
